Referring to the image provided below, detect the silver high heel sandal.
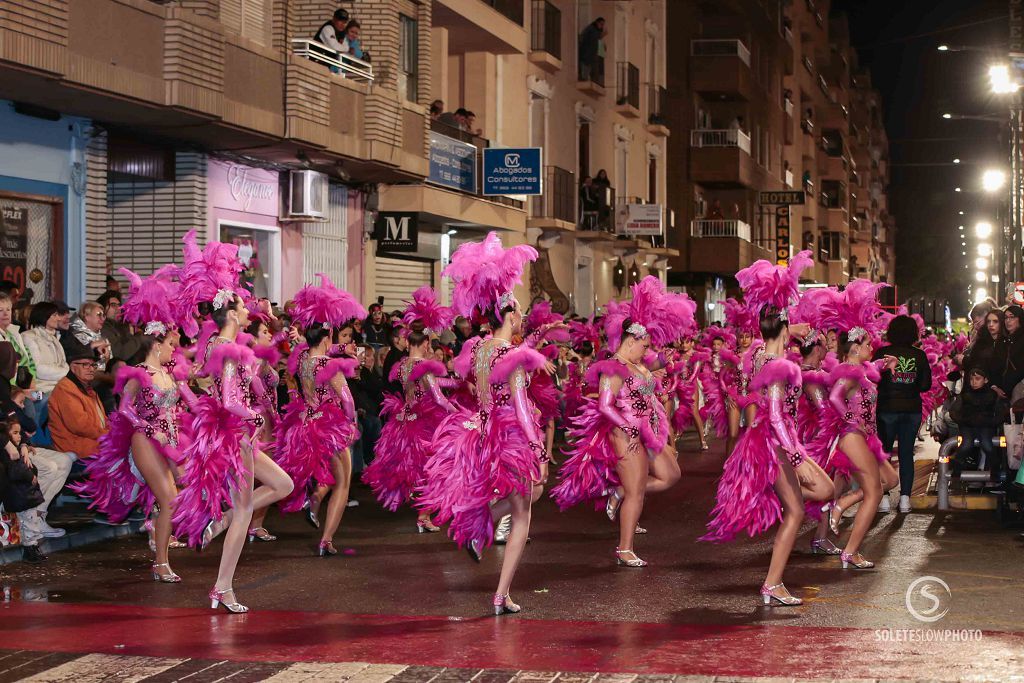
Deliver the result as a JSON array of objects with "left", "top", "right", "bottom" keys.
[
  {"left": 615, "top": 548, "right": 648, "bottom": 567},
  {"left": 209, "top": 587, "right": 249, "bottom": 613},
  {"left": 151, "top": 563, "right": 181, "bottom": 583},
  {"left": 605, "top": 489, "right": 622, "bottom": 521},
  {"left": 823, "top": 501, "right": 843, "bottom": 535},
  {"left": 760, "top": 583, "right": 802, "bottom": 606},
  {"left": 841, "top": 551, "right": 875, "bottom": 570},
  {"left": 493, "top": 593, "right": 521, "bottom": 616},
  {"left": 810, "top": 538, "right": 842, "bottom": 555}
]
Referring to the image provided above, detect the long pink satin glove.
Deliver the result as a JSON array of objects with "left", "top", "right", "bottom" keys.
[
  {"left": 509, "top": 369, "right": 546, "bottom": 460},
  {"left": 766, "top": 381, "right": 806, "bottom": 467},
  {"left": 598, "top": 375, "right": 637, "bottom": 441},
  {"left": 435, "top": 376, "right": 462, "bottom": 391},
  {"left": 176, "top": 381, "right": 200, "bottom": 411},
  {"left": 424, "top": 373, "right": 458, "bottom": 414},
  {"left": 828, "top": 379, "right": 853, "bottom": 424},
  {"left": 331, "top": 374, "right": 358, "bottom": 422}
]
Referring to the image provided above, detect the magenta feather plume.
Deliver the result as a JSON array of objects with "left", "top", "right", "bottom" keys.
[
  {"left": 603, "top": 276, "right": 696, "bottom": 349},
  {"left": 401, "top": 286, "right": 454, "bottom": 334},
  {"left": 178, "top": 230, "right": 246, "bottom": 309},
  {"left": 118, "top": 266, "right": 178, "bottom": 330},
  {"left": 722, "top": 298, "right": 758, "bottom": 335},
  {"left": 525, "top": 300, "right": 563, "bottom": 332},
  {"left": 569, "top": 317, "right": 601, "bottom": 350},
  {"left": 817, "top": 278, "right": 889, "bottom": 336},
  {"left": 701, "top": 325, "right": 736, "bottom": 348},
  {"left": 291, "top": 273, "right": 368, "bottom": 329},
  {"left": 442, "top": 232, "right": 537, "bottom": 318},
  {"left": 791, "top": 286, "right": 841, "bottom": 330},
  {"left": 736, "top": 249, "right": 813, "bottom": 316}
]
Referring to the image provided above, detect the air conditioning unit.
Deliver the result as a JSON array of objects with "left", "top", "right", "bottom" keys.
[{"left": 288, "top": 170, "right": 328, "bottom": 219}]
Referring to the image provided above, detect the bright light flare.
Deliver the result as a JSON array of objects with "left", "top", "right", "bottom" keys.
[
  {"left": 983, "top": 169, "right": 1007, "bottom": 192},
  {"left": 978, "top": 242, "right": 993, "bottom": 257},
  {"left": 975, "top": 221, "right": 993, "bottom": 238},
  {"left": 976, "top": 271, "right": 987, "bottom": 282},
  {"left": 976, "top": 257, "right": 989, "bottom": 270},
  {"left": 990, "top": 64, "right": 1021, "bottom": 94}
]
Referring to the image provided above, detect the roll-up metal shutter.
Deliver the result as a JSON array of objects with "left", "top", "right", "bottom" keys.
[{"left": 374, "top": 257, "right": 433, "bottom": 311}]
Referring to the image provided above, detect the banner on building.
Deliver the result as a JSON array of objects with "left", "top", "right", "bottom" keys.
[
  {"left": 775, "top": 205, "right": 791, "bottom": 266},
  {"left": 759, "top": 190, "right": 805, "bottom": 205},
  {"left": 616, "top": 203, "right": 663, "bottom": 236},
  {"left": 428, "top": 131, "right": 477, "bottom": 193},
  {"left": 373, "top": 212, "right": 418, "bottom": 253},
  {"left": 482, "top": 147, "right": 542, "bottom": 195},
  {"left": 0, "top": 205, "right": 29, "bottom": 292}
]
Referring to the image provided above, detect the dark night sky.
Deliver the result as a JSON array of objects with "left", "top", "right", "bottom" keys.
[{"left": 833, "top": 0, "right": 1008, "bottom": 316}]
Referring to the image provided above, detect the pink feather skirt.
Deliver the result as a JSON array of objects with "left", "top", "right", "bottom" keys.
[
  {"left": 363, "top": 394, "right": 447, "bottom": 512},
  {"left": 671, "top": 378, "right": 699, "bottom": 433},
  {"left": 71, "top": 414, "right": 151, "bottom": 524},
  {"left": 528, "top": 371, "right": 561, "bottom": 425},
  {"left": 275, "top": 395, "right": 357, "bottom": 513},
  {"left": 700, "top": 418, "right": 783, "bottom": 543},
  {"left": 172, "top": 395, "right": 250, "bottom": 546},
  {"left": 550, "top": 398, "right": 620, "bottom": 512},
  {"left": 699, "top": 374, "right": 729, "bottom": 439},
  {"left": 418, "top": 405, "right": 541, "bottom": 549}
]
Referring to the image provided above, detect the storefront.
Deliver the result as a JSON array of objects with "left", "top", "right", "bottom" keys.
[
  {"left": 0, "top": 102, "right": 89, "bottom": 305},
  {"left": 206, "top": 159, "right": 296, "bottom": 305}
]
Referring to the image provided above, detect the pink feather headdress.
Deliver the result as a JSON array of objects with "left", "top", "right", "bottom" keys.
[
  {"left": 790, "top": 286, "right": 841, "bottom": 348},
  {"left": 603, "top": 276, "right": 696, "bottom": 349},
  {"left": 179, "top": 230, "right": 247, "bottom": 313},
  {"left": 722, "top": 298, "right": 759, "bottom": 336},
  {"left": 525, "top": 300, "right": 563, "bottom": 332},
  {"left": 735, "top": 250, "right": 814, "bottom": 317},
  {"left": 702, "top": 325, "right": 736, "bottom": 348},
  {"left": 401, "top": 286, "right": 454, "bottom": 334},
  {"left": 817, "top": 278, "right": 889, "bottom": 343},
  {"left": 290, "top": 273, "right": 368, "bottom": 329},
  {"left": 442, "top": 232, "right": 538, "bottom": 318},
  {"left": 118, "top": 265, "right": 183, "bottom": 337},
  {"left": 569, "top": 317, "right": 601, "bottom": 350}
]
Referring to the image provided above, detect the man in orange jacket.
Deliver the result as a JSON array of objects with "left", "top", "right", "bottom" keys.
[{"left": 48, "top": 345, "right": 107, "bottom": 461}]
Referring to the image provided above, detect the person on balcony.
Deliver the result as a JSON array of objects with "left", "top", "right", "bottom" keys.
[
  {"left": 342, "top": 20, "right": 369, "bottom": 62},
  {"left": 579, "top": 176, "right": 599, "bottom": 230},
  {"left": 707, "top": 200, "right": 725, "bottom": 220},
  {"left": 314, "top": 8, "right": 352, "bottom": 73},
  {"left": 578, "top": 17, "right": 606, "bottom": 82}
]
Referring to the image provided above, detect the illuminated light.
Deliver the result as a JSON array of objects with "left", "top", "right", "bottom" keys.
[
  {"left": 976, "top": 271, "right": 987, "bottom": 282},
  {"left": 975, "top": 221, "right": 993, "bottom": 238},
  {"left": 962, "top": 251, "right": 967, "bottom": 256},
  {"left": 953, "top": 158, "right": 961, "bottom": 164},
  {"left": 989, "top": 64, "right": 1021, "bottom": 94},
  {"left": 982, "top": 169, "right": 1007, "bottom": 192},
  {"left": 942, "top": 113, "right": 953, "bottom": 119},
  {"left": 978, "top": 243, "right": 993, "bottom": 257},
  {"left": 959, "top": 225, "right": 965, "bottom": 231},
  {"left": 958, "top": 211, "right": 964, "bottom": 215},
  {"left": 938, "top": 44, "right": 950, "bottom": 51},
  {"left": 955, "top": 187, "right": 962, "bottom": 192},
  {"left": 975, "top": 287, "right": 989, "bottom": 303},
  {"left": 976, "top": 257, "right": 989, "bottom": 269}
]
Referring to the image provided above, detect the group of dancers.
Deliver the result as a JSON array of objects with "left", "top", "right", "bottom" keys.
[{"left": 73, "top": 231, "right": 957, "bottom": 614}]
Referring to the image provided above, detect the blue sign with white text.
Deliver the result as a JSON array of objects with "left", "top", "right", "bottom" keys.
[
  {"left": 482, "top": 147, "right": 543, "bottom": 195},
  {"left": 429, "top": 131, "right": 477, "bottom": 193}
]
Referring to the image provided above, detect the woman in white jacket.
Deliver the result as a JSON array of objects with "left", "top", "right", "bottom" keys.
[
  {"left": 0, "top": 294, "right": 34, "bottom": 386},
  {"left": 21, "top": 302, "right": 69, "bottom": 440}
]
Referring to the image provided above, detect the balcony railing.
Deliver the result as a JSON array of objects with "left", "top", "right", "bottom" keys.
[
  {"left": 691, "top": 219, "right": 752, "bottom": 242},
  {"left": 482, "top": 0, "right": 524, "bottom": 25},
  {"left": 291, "top": 39, "right": 374, "bottom": 83},
  {"left": 690, "top": 128, "right": 751, "bottom": 155},
  {"left": 616, "top": 61, "right": 640, "bottom": 109},
  {"left": 578, "top": 54, "right": 605, "bottom": 88},
  {"left": 802, "top": 56, "right": 814, "bottom": 76},
  {"left": 648, "top": 85, "right": 667, "bottom": 125},
  {"left": 530, "top": 0, "right": 561, "bottom": 59},
  {"left": 690, "top": 39, "right": 751, "bottom": 67},
  {"left": 579, "top": 185, "right": 616, "bottom": 233},
  {"left": 531, "top": 165, "right": 575, "bottom": 223}
]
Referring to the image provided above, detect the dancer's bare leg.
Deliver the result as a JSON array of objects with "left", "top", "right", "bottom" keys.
[
  {"left": 692, "top": 395, "right": 707, "bottom": 448},
  {"left": 320, "top": 449, "right": 352, "bottom": 545},
  {"left": 765, "top": 458, "right": 804, "bottom": 589},
  {"left": 252, "top": 450, "right": 292, "bottom": 511},
  {"left": 646, "top": 444, "right": 680, "bottom": 494},
  {"left": 725, "top": 401, "right": 740, "bottom": 455},
  {"left": 494, "top": 492, "right": 531, "bottom": 598},
  {"left": 131, "top": 434, "right": 177, "bottom": 571},
  {"left": 796, "top": 458, "right": 834, "bottom": 502},
  {"left": 214, "top": 446, "right": 255, "bottom": 593},
  {"left": 839, "top": 434, "right": 881, "bottom": 557},
  {"left": 613, "top": 434, "right": 649, "bottom": 555}
]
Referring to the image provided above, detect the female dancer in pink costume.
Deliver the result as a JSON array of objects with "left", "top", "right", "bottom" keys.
[
  {"left": 724, "top": 297, "right": 761, "bottom": 429},
  {"left": 245, "top": 309, "right": 284, "bottom": 543},
  {"left": 811, "top": 281, "right": 899, "bottom": 569},
  {"left": 363, "top": 286, "right": 458, "bottom": 532},
  {"left": 73, "top": 266, "right": 193, "bottom": 582},
  {"left": 172, "top": 232, "right": 293, "bottom": 613},
  {"left": 701, "top": 252, "right": 834, "bottom": 606},
  {"left": 276, "top": 274, "right": 364, "bottom": 556},
  {"left": 699, "top": 326, "right": 739, "bottom": 450},
  {"left": 670, "top": 335, "right": 710, "bottom": 450},
  {"left": 523, "top": 301, "right": 567, "bottom": 458},
  {"left": 563, "top": 318, "right": 600, "bottom": 420},
  {"left": 552, "top": 277, "right": 694, "bottom": 567},
  {"left": 418, "top": 232, "right": 547, "bottom": 615}
]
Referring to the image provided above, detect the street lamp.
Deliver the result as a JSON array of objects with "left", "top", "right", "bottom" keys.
[
  {"left": 976, "top": 257, "right": 990, "bottom": 269},
  {"left": 953, "top": 158, "right": 961, "bottom": 164},
  {"left": 975, "top": 221, "right": 993, "bottom": 238},
  {"left": 982, "top": 169, "right": 1007, "bottom": 192},
  {"left": 990, "top": 64, "right": 1021, "bottom": 94},
  {"left": 979, "top": 242, "right": 994, "bottom": 256},
  {"left": 976, "top": 271, "right": 988, "bottom": 282},
  {"left": 955, "top": 186, "right": 962, "bottom": 192}
]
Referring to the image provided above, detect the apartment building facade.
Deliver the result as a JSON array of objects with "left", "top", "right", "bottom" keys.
[{"left": 666, "top": 0, "right": 895, "bottom": 323}]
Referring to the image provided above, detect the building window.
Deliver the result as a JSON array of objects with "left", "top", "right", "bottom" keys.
[{"left": 399, "top": 14, "right": 418, "bottom": 102}]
